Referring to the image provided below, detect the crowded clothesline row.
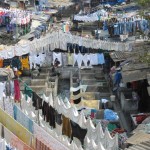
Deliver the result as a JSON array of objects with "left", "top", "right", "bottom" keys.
[
  {"left": 0, "top": 75, "right": 119, "bottom": 150},
  {"left": 23, "top": 79, "right": 117, "bottom": 146},
  {"left": 0, "top": 138, "right": 16, "bottom": 150},
  {"left": 53, "top": 96, "right": 118, "bottom": 149},
  {"left": 0, "top": 31, "right": 133, "bottom": 59},
  {"left": 74, "top": 9, "right": 108, "bottom": 22},
  {"left": 0, "top": 50, "right": 105, "bottom": 70},
  {"left": 74, "top": 7, "right": 145, "bottom": 22},
  {"left": 0, "top": 82, "right": 81, "bottom": 150},
  {"left": 0, "top": 105, "right": 71, "bottom": 150},
  {"left": 107, "top": 19, "right": 149, "bottom": 36},
  {"left": 0, "top": 123, "right": 33, "bottom": 150},
  {"left": 0, "top": 8, "right": 31, "bottom": 25},
  {"left": 22, "top": 81, "right": 118, "bottom": 150},
  {"left": 22, "top": 91, "right": 117, "bottom": 150},
  {"left": 0, "top": 92, "right": 114, "bottom": 150}
]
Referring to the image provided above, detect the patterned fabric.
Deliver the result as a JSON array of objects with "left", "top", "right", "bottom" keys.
[
  {"left": 13, "top": 104, "right": 33, "bottom": 133},
  {"left": 0, "top": 123, "right": 33, "bottom": 150},
  {"left": 36, "top": 138, "right": 52, "bottom": 150},
  {"left": 33, "top": 123, "right": 69, "bottom": 150},
  {"left": 0, "top": 107, "right": 33, "bottom": 147}
]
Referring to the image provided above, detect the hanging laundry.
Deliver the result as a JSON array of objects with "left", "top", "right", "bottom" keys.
[
  {"left": 73, "top": 97, "right": 81, "bottom": 104},
  {"left": 11, "top": 57, "right": 21, "bottom": 70},
  {"left": 0, "top": 97, "right": 13, "bottom": 116},
  {"left": 62, "top": 23, "right": 70, "bottom": 33},
  {"left": 55, "top": 111, "right": 62, "bottom": 125},
  {"left": 97, "top": 53, "right": 105, "bottom": 64},
  {"left": 13, "top": 104, "right": 33, "bottom": 133},
  {"left": 5, "top": 80, "right": 14, "bottom": 97},
  {"left": 73, "top": 53, "right": 78, "bottom": 67},
  {"left": 73, "top": 89, "right": 80, "bottom": 95},
  {"left": 53, "top": 52, "right": 62, "bottom": 66},
  {"left": 0, "top": 107, "right": 33, "bottom": 147},
  {"left": 35, "top": 138, "right": 51, "bottom": 150},
  {"left": 82, "top": 100, "right": 99, "bottom": 109},
  {"left": 24, "top": 85, "right": 32, "bottom": 100},
  {"left": 14, "top": 79, "right": 21, "bottom": 102},
  {"left": 70, "top": 120, "right": 87, "bottom": 146},
  {"left": 49, "top": 105, "right": 56, "bottom": 128},
  {"left": 42, "top": 101, "right": 50, "bottom": 122},
  {"left": 33, "top": 122, "right": 68, "bottom": 150},
  {"left": 20, "top": 56, "right": 30, "bottom": 70},
  {"left": 0, "top": 59, "right": 3, "bottom": 68},
  {"left": 62, "top": 53, "right": 68, "bottom": 66},
  {"left": 0, "top": 82, "right": 5, "bottom": 100},
  {"left": 45, "top": 50, "right": 52, "bottom": 66},
  {"left": 77, "top": 53, "right": 84, "bottom": 68},
  {"left": 82, "top": 54, "right": 88, "bottom": 67},
  {"left": 2, "top": 124, "right": 33, "bottom": 150},
  {"left": 62, "top": 115, "right": 72, "bottom": 138},
  {"left": 0, "top": 68, "right": 14, "bottom": 80},
  {"left": 0, "top": 139, "right": 5, "bottom": 150},
  {"left": 32, "top": 92, "right": 43, "bottom": 110},
  {"left": 3, "top": 59, "right": 12, "bottom": 68}
]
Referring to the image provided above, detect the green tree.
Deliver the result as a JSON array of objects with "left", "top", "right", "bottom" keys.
[{"left": 137, "top": 0, "right": 150, "bottom": 7}]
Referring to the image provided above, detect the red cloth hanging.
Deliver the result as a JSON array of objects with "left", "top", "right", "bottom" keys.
[{"left": 14, "top": 79, "right": 21, "bottom": 102}]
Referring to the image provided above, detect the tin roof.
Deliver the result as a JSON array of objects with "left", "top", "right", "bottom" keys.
[
  {"left": 126, "top": 140, "right": 150, "bottom": 150},
  {"left": 110, "top": 51, "right": 128, "bottom": 62}
]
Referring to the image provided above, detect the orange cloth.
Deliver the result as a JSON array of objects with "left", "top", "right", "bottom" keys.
[{"left": 0, "top": 59, "right": 3, "bottom": 68}]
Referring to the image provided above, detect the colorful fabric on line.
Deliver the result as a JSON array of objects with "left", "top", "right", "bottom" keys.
[
  {"left": 0, "top": 107, "right": 33, "bottom": 147},
  {"left": 0, "top": 59, "right": 3, "bottom": 68},
  {"left": 24, "top": 84, "right": 32, "bottom": 100},
  {"left": 36, "top": 138, "right": 52, "bottom": 150},
  {"left": 14, "top": 79, "right": 21, "bottom": 102},
  {"left": 33, "top": 122, "right": 69, "bottom": 150},
  {"left": 13, "top": 104, "right": 33, "bottom": 133},
  {"left": 20, "top": 56, "right": 30, "bottom": 70},
  {"left": 0, "top": 123, "right": 33, "bottom": 150}
]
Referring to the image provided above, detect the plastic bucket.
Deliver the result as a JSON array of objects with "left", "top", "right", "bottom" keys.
[{"left": 110, "top": 95, "right": 116, "bottom": 102}]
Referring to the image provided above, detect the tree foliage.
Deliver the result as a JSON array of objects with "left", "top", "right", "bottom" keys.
[{"left": 137, "top": 0, "right": 150, "bottom": 7}]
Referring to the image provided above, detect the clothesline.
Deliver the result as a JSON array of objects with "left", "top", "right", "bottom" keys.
[{"left": 0, "top": 30, "right": 133, "bottom": 60}]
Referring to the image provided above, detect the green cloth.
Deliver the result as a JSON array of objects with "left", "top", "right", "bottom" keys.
[
  {"left": 11, "top": 57, "right": 22, "bottom": 70},
  {"left": 24, "top": 84, "right": 32, "bottom": 100},
  {"left": 107, "top": 123, "right": 117, "bottom": 132}
]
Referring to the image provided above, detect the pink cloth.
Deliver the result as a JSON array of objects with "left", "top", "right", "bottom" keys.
[{"left": 14, "top": 79, "right": 21, "bottom": 102}]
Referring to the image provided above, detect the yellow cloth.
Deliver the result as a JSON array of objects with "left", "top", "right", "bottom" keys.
[
  {"left": 71, "top": 92, "right": 95, "bottom": 100},
  {"left": 67, "top": 53, "right": 73, "bottom": 65},
  {"left": 81, "top": 100, "right": 99, "bottom": 109},
  {"left": 0, "top": 108, "right": 34, "bottom": 148},
  {"left": 82, "top": 93, "right": 95, "bottom": 100},
  {"left": 20, "top": 56, "right": 30, "bottom": 70},
  {"left": 62, "top": 115, "right": 71, "bottom": 138}
]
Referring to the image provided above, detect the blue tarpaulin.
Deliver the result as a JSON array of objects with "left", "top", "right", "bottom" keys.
[{"left": 100, "top": 0, "right": 125, "bottom": 5}]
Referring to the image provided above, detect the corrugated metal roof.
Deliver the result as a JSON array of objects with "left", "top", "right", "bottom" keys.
[
  {"left": 110, "top": 51, "right": 127, "bottom": 62},
  {"left": 126, "top": 141, "right": 150, "bottom": 150},
  {"left": 122, "top": 69, "right": 150, "bottom": 83},
  {"left": 126, "top": 131, "right": 150, "bottom": 145}
]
